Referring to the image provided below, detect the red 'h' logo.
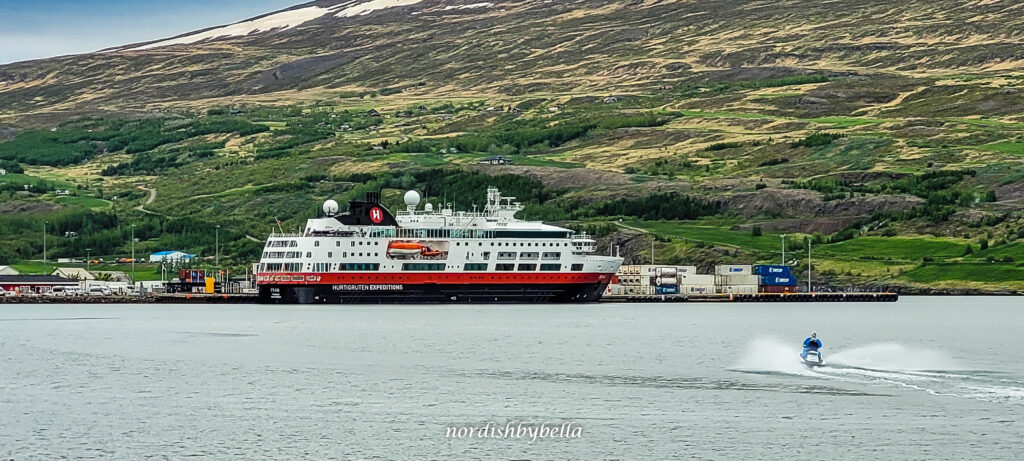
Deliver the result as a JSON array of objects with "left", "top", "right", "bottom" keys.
[{"left": 369, "top": 207, "right": 384, "bottom": 224}]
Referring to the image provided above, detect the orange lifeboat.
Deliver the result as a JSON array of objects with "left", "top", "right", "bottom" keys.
[
  {"left": 420, "top": 247, "right": 444, "bottom": 257},
  {"left": 388, "top": 241, "right": 424, "bottom": 256}
]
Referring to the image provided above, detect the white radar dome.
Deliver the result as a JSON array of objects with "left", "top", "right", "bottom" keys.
[
  {"left": 424, "top": 202, "right": 434, "bottom": 212},
  {"left": 404, "top": 190, "right": 421, "bottom": 208},
  {"left": 322, "top": 199, "right": 339, "bottom": 216}
]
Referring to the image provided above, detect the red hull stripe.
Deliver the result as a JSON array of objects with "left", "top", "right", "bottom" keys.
[{"left": 258, "top": 272, "right": 613, "bottom": 285}]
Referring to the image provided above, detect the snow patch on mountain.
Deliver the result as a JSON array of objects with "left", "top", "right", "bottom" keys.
[
  {"left": 443, "top": 2, "right": 493, "bottom": 10},
  {"left": 123, "top": 0, "right": 426, "bottom": 51},
  {"left": 129, "top": 6, "right": 332, "bottom": 51},
  {"left": 334, "top": 0, "right": 424, "bottom": 18}
]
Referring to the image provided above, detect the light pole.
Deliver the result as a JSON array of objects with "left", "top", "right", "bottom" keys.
[
  {"left": 131, "top": 224, "right": 136, "bottom": 284},
  {"left": 42, "top": 220, "right": 48, "bottom": 275},
  {"left": 216, "top": 224, "right": 220, "bottom": 268},
  {"left": 780, "top": 234, "right": 786, "bottom": 265},
  {"left": 86, "top": 248, "right": 92, "bottom": 272},
  {"left": 807, "top": 239, "right": 812, "bottom": 293}
]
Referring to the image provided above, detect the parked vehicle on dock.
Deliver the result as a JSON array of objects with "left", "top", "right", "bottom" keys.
[{"left": 87, "top": 286, "right": 112, "bottom": 296}]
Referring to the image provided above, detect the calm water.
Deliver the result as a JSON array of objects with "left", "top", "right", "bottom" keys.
[{"left": 0, "top": 297, "right": 1021, "bottom": 459}]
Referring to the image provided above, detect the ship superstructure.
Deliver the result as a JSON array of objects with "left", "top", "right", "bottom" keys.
[{"left": 257, "top": 188, "right": 622, "bottom": 303}]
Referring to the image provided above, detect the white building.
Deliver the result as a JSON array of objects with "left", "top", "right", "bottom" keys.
[
  {"left": 149, "top": 251, "right": 195, "bottom": 263},
  {"left": 52, "top": 267, "right": 96, "bottom": 281},
  {"left": 0, "top": 265, "right": 19, "bottom": 275}
]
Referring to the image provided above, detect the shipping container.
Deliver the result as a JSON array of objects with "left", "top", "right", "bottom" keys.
[
  {"left": 715, "top": 265, "right": 752, "bottom": 276},
  {"left": 716, "top": 274, "right": 759, "bottom": 286},
  {"left": 656, "top": 276, "right": 678, "bottom": 286},
  {"left": 754, "top": 265, "right": 792, "bottom": 276},
  {"left": 760, "top": 285, "right": 797, "bottom": 293},
  {"left": 760, "top": 275, "right": 797, "bottom": 286},
  {"left": 656, "top": 267, "right": 677, "bottom": 277},
  {"left": 654, "top": 285, "right": 679, "bottom": 295},
  {"left": 719, "top": 285, "right": 757, "bottom": 294},
  {"left": 681, "top": 274, "right": 716, "bottom": 286},
  {"left": 680, "top": 284, "right": 717, "bottom": 294}
]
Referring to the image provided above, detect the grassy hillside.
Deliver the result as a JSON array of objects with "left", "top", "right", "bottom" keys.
[{"left": 0, "top": 1, "right": 1021, "bottom": 291}]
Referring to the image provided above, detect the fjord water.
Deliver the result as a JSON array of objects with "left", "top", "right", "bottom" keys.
[{"left": 1, "top": 297, "right": 1020, "bottom": 459}]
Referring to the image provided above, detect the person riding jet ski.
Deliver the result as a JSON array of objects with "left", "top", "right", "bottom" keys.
[{"left": 801, "top": 332, "right": 823, "bottom": 362}]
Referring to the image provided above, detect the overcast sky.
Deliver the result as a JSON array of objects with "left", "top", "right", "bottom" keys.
[{"left": 0, "top": 0, "right": 299, "bottom": 64}]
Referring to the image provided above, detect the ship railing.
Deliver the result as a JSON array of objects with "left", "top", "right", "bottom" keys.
[{"left": 268, "top": 232, "right": 304, "bottom": 238}]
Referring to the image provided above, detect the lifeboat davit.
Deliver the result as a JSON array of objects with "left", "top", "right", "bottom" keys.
[{"left": 388, "top": 241, "right": 424, "bottom": 255}]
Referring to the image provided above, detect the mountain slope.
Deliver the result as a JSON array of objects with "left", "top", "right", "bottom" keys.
[{"left": 4, "top": 0, "right": 1024, "bottom": 119}]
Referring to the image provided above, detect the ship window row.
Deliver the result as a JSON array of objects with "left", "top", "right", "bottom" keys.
[
  {"left": 266, "top": 240, "right": 298, "bottom": 248},
  {"left": 456, "top": 241, "right": 567, "bottom": 247},
  {"left": 493, "top": 251, "right": 562, "bottom": 261},
  {"left": 307, "top": 263, "right": 380, "bottom": 272},
  {"left": 260, "top": 263, "right": 303, "bottom": 272},
  {"left": 402, "top": 263, "right": 446, "bottom": 271},
  {"left": 464, "top": 263, "right": 488, "bottom": 271},
  {"left": 395, "top": 229, "right": 572, "bottom": 239}
]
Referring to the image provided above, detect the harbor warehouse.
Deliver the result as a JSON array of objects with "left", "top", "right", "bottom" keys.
[{"left": 0, "top": 275, "right": 78, "bottom": 294}]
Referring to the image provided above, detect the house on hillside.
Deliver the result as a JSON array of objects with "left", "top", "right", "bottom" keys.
[
  {"left": 149, "top": 251, "right": 195, "bottom": 263},
  {"left": 0, "top": 265, "right": 19, "bottom": 275},
  {"left": 367, "top": 109, "right": 382, "bottom": 118},
  {"left": 52, "top": 267, "right": 95, "bottom": 281},
  {"left": 0, "top": 168, "right": 7, "bottom": 175},
  {"left": 603, "top": 96, "right": 619, "bottom": 103},
  {"left": 479, "top": 156, "right": 513, "bottom": 165}
]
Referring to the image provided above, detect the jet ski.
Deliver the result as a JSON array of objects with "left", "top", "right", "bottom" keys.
[{"left": 802, "top": 350, "right": 824, "bottom": 367}]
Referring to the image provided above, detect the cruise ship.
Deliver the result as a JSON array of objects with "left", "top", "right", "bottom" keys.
[{"left": 256, "top": 188, "right": 623, "bottom": 303}]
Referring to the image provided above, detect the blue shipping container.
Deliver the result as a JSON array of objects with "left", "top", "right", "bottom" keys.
[
  {"left": 655, "top": 285, "right": 679, "bottom": 295},
  {"left": 753, "top": 264, "right": 790, "bottom": 274},
  {"left": 760, "top": 275, "right": 797, "bottom": 286}
]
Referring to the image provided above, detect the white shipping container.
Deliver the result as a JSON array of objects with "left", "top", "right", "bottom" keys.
[
  {"left": 680, "top": 274, "right": 716, "bottom": 285},
  {"left": 717, "top": 274, "right": 759, "bottom": 286},
  {"left": 656, "top": 267, "right": 677, "bottom": 277},
  {"left": 680, "top": 284, "right": 717, "bottom": 294},
  {"left": 656, "top": 276, "right": 678, "bottom": 286},
  {"left": 720, "top": 285, "right": 757, "bottom": 294},
  {"left": 715, "top": 265, "right": 753, "bottom": 276}
]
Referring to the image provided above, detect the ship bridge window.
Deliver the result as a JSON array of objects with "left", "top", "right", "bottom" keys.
[
  {"left": 517, "top": 264, "right": 536, "bottom": 271},
  {"left": 266, "top": 252, "right": 286, "bottom": 258},
  {"left": 313, "top": 263, "right": 330, "bottom": 272},
  {"left": 571, "top": 264, "right": 584, "bottom": 271},
  {"left": 464, "top": 263, "right": 487, "bottom": 271},
  {"left": 542, "top": 252, "right": 561, "bottom": 260},
  {"left": 268, "top": 240, "right": 296, "bottom": 248},
  {"left": 402, "top": 263, "right": 445, "bottom": 271},
  {"left": 495, "top": 264, "right": 515, "bottom": 271},
  {"left": 519, "top": 252, "right": 539, "bottom": 260},
  {"left": 284, "top": 263, "right": 302, "bottom": 272},
  {"left": 497, "top": 252, "right": 516, "bottom": 260},
  {"left": 336, "top": 241, "right": 340, "bottom": 247},
  {"left": 540, "top": 264, "right": 561, "bottom": 271},
  {"left": 306, "top": 252, "right": 312, "bottom": 258},
  {"left": 286, "top": 252, "right": 302, "bottom": 258}
]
